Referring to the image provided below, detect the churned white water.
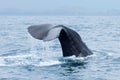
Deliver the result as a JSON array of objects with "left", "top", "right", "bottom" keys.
[{"left": 0, "top": 16, "right": 120, "bottom": 80}]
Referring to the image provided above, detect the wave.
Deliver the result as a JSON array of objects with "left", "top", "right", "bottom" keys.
[{"left": 0, "top": 53, "right": 92, "bottom": 67}]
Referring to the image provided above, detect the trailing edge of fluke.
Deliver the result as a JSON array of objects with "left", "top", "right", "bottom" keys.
[{"left": 28, "top": 24, "right": 93, "bottom": 57}]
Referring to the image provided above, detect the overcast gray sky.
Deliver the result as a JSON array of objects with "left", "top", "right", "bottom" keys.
[{"left": 0, "top": 0, "right": 120, "bottom": 15}]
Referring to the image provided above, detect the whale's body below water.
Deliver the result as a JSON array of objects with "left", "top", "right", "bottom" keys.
[{"left": 28, "top": 24, "right": 93, "bottom": 57}]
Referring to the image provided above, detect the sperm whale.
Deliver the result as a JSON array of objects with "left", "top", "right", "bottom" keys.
[{"left": 28, "top": 24, "right": 93, "bottom": 57}]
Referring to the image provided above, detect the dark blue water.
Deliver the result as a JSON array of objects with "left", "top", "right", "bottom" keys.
[{"left": 0, "top": 16, "right": 120, "bottom": 80}]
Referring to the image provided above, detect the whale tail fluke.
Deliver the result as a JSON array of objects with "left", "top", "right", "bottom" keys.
[{"left": 28, "top": 24, "right": 93, "bottom": 57}]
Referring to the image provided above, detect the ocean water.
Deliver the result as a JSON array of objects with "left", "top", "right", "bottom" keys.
[{"left": 0, "top": 16, "right": 120, "bottom": 80}]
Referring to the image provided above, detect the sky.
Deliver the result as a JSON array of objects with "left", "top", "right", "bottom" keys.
[{"left": 0, "top": 0, "right": 120, "bottom": 16}]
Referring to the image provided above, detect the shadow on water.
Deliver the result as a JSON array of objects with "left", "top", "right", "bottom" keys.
[
  {"left": 22, "top": 65, "right": 36, "bottom": 72},
  {"left": 60, "top": 59, "right": 87, "bottom": 68},
  {"left": 56, "top": 57, "right": 88, "bottom": 77}
]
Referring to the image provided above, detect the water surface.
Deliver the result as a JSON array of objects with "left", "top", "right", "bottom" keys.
[{"left": 0, "top": 16, "right": 120, "bottom": 80}]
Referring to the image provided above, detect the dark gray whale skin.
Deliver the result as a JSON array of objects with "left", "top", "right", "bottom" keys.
[{"left": 28, "top": 24, "right": 93, "bottom": 57}]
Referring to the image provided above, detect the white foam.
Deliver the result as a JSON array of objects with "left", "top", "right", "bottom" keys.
[
  {"left": 0, "top": 58, "right": 6, "bottom": 66},
  {"left": 0, "top": 54, "right": 34, "bottom": 66},
  {"left": 38, "top": 60, "right": 61, "bottom": 67},
  {"left": 0, "top": 54, "right": 62, "bottom": 67}
]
